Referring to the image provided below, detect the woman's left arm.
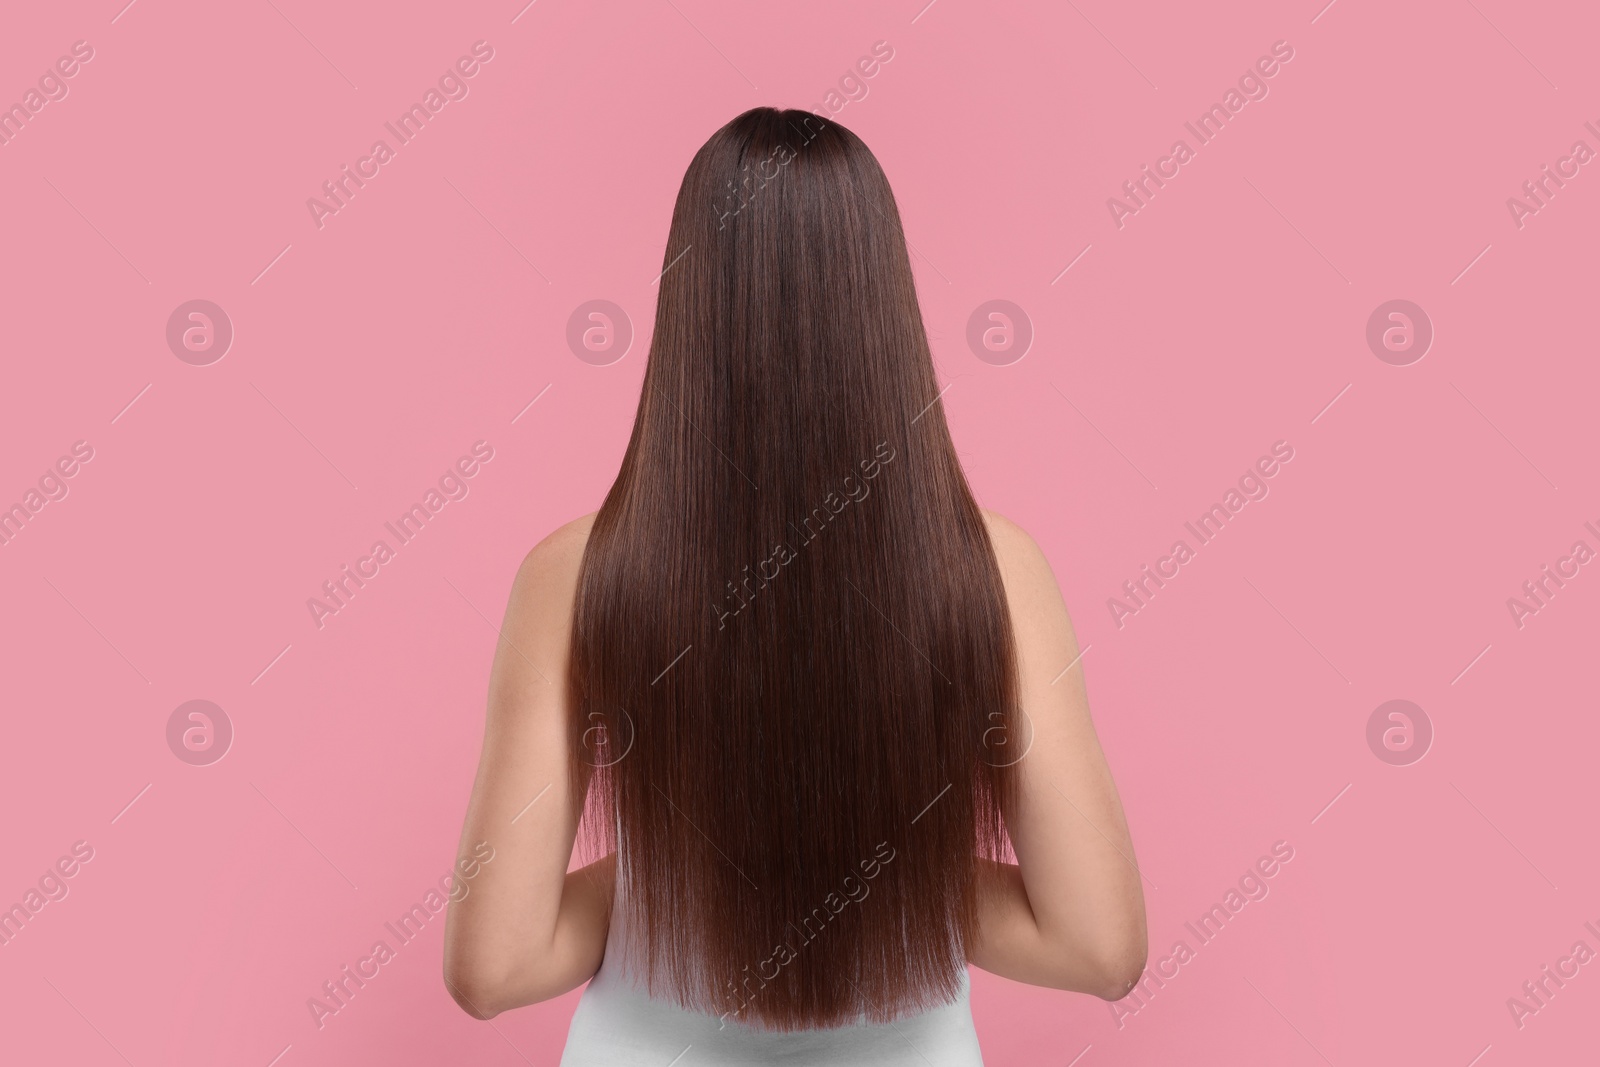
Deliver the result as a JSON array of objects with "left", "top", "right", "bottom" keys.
[{"left": 442, "top": 515, "right": 611, "bottom": 1019}]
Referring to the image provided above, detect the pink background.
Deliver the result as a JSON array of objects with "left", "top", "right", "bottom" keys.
[{"left": 2, "top": 0, "right": 1596, "bottom": 1064}]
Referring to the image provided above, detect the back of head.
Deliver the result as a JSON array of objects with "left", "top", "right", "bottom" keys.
[{"left": 569, "top": 106, "right": 1020, "bottom": 1030}]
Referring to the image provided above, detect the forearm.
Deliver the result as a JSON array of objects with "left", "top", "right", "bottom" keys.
[
  {"left": 970, "top": 833, "right": 1146, "bottom": 1000},
  {"left": 442, "top": 679, "right": 575, "bottom": 1003},
  {"left": 969, "top": 858, "right": 1117, "bottom": 995},
  {"left": 1010, "top": 754, "right": 1147, "bottom": 997},
  {"left": 445, "top": 853, "right": 615, "bottom": 1018}
]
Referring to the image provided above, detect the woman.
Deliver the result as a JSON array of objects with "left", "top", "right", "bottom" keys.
[{"left": 443, "top": 107, "right": 1147, "bottom": 1065}]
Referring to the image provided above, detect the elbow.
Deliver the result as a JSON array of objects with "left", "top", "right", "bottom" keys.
[
  {"left": 1089, "top": 930, "right": 1149, "bottom": 1002},
  {"left": 1092, "top": 948, "right": 1149, "bottom": 1002},
  {"left": 1029, "top": 930, "right": 1149, "bottom": 999},
  {"left": 445, "top": 949, "right": 576, "bottom": 1019},
  {"left": 443, "top": 959, "right": 509, "bottom": 1020},
  {"left": 1091, "top": 892, "right": 1150, "bottom": 1001},
  {"left": 1051, "top": 911, "right": 1147, "bottom": 1001}
]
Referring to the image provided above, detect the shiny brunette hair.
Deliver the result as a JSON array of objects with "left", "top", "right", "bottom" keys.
[{"left": 567, "top": 106, "right": 1020, "bottom": 1030}]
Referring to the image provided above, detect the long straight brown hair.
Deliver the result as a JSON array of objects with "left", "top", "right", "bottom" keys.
[{"left": 568, "top": 106, "right": 1021, "bottom": 1031}]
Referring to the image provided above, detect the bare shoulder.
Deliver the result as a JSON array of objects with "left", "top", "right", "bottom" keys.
[
  {"left": 980, "top": 508, "right": 1039, "bottom": 560},
  {"left": 980, "top": 509, "right": 1062, "bottom": 605},
  {"left": 979, "top": 507, "right": 1079, "bottom": 672},
  {"left": 483, "top": 512, "right": 600, "bottom": 692},
  {"left": 519, "top": 512, "right": 596, "bottom": 577},
  {"left": 507, "top": 512, "right": 598, "bottom": 624}
]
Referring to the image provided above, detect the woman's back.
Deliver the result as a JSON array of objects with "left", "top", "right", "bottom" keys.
[
  {"left": 443, "top": 496, "right": 1146, "bottom": 1031},
  {"left": 493, "top": 507, "right": 1091, "bottom": 1061}
]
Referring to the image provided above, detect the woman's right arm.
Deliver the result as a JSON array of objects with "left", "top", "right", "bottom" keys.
[
  {"left": 442, "top": 514, "right": 613, "bottom": 1019},
  {"left": 968, "top": 511, "right": 1149, "bottom": 1000}
]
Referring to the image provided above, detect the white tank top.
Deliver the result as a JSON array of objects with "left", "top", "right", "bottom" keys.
[{"left": 558, "top": 874, "right": 986, "bottom": 1067}]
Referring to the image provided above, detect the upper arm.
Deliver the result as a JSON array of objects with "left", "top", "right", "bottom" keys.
[
  {"left": 970, "top": 509, "right": 1148, "bottom": 998},
  {"left": 443, "top": 513, "right": 611, "bottom": 1018}
]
